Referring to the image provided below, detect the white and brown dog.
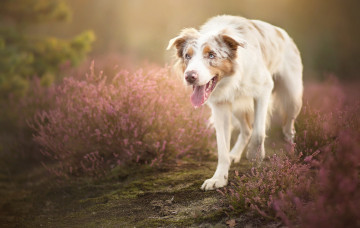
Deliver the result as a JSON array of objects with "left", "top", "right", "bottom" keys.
[{"left": 167, "top": 15, "right": 303, "bottom": 191}]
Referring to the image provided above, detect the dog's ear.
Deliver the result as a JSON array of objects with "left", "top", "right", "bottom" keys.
[
  {"left": 220, "top": 34, "right": 247, "bottom": 59},
  {"left": 167, "top": 28, "right": 200, "bottom": 57}
]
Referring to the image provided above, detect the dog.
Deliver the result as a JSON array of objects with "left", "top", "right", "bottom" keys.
[{"left": 167, "top": 15, "right": 303, "bottom": 191}]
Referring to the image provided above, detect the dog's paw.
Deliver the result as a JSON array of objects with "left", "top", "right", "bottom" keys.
[
  {"left": 201, "top": 176, "right": 228, "bottom": 191},
  {"left": 246, "top": 140, "right": 265, "bottom": 162},
  {"left": 284, "top": 134, "right": 295, "bottom": 144},
  {"left": 230, "top": 152, "right": 241, "bottom": 164}
]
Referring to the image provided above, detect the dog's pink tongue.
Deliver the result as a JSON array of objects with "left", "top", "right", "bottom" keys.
[{"left": 191, "top": 85, "right": 206, "bottom": 108}]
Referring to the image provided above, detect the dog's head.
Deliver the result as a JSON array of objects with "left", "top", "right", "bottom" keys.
[{"left": 167, "top": 28, "right": 246, "bottom": 108}]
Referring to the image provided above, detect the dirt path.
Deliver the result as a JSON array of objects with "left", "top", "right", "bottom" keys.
[
  {"left": 1, "top": 160, "right": 220, "bottom": 227},
  {"left": 0, "top": 132, "right": 286, "bottom": 227}
]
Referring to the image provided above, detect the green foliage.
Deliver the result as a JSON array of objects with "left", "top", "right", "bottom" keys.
[
  {"left": 0, "top": 0, "right": 71, "bottom": 24},
  {"left": 0, "top": 0, "right": 95, "bottom": 99}
]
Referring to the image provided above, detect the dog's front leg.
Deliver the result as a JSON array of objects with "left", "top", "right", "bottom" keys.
[
  {"left": 247, "top": 89, "right": 272, "bottom": 162},
  {"left": 201, "top": 102, "right": 231, "bottom": 191}
]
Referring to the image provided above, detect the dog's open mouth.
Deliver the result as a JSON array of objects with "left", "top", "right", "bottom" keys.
[{"left": 191, "top": 76, "right": 218, "bottom": 108}]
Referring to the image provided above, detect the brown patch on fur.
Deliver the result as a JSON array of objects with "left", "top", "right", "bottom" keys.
[
  {"left": 174, "top": 46, "right": 194, "bottom": 75},
  {"left": 222, "top": 35, "right": 239, "bottom": 51},
  {"left": 172, "top": 38, "right": 187, "bottom": 58},
  {"left": 202, "top": 37, "right": 238, "bottom": 82},
  {"left": 186, "top": 47, "right": 194, "bottom": 57},
  {"left": 208, "top": 58, "right": 234, "bottom": 81},
  {"left": 250, "top": 21, "right": 265, "bottom": 38},
  {"left": 218, "top": 59, "right": 234, "bottom": 75},
  {"left": 180, "top": 47, "right": 194, "bottom": 71},
  {"left": 202, "top": 45, "right": 212, "bottom": 56},
  {"left": 174, "top": 46, "right": 195, "bottom": 75},
  {"left": 275, "top": 28, "right": 285, "bottom": 40},
  {"left": 221, "top": 35, "right": 240, "bottom": 59}
]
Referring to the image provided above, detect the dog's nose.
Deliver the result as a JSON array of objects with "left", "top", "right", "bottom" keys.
[{"left": 185, "top": 70, "right": 198, "bottom": 84}]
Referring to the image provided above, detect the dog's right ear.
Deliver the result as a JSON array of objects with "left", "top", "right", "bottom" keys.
[{"left": 167, "top": 28, "right": 200, "bottom": 58}]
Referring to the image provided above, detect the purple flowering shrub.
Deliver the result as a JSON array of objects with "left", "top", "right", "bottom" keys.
[
  {"left": 293, "top": 94, "right": 360, "bottom": 227},
  {"left": 272, "top": 125, "right": 360, "bottom": 227},
  {"left": 219, "top": 151, "right": 313, "bottom": 220},
  {"left": 224, "top": 76, "right": 360, "bottom": 226},
  {"left": 30, "top": 62, "right": 214, "bottom": 178},
  {"left": 295, "top": 77, "right": 346, "bottom": 158},
  {"left": 298, "top": 129, "right": 360, "bottom": 227}
]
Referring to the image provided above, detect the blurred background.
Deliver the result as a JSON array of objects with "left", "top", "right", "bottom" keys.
[
  {"left": 46, "top": 0, "right": 360, "bottom": 78},
  {"left": 0, "top": 0, "right": 359, "bottom": 163},
  {"left": 39, "top": 0, "right": 360, "bottom": 76},
  {"left": 2, "top": 0, "right": 360, "bottom": 88}
]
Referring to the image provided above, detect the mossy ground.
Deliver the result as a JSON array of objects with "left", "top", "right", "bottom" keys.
[{"left": 0, "top": 126, "right": 288, "bottom": 227}]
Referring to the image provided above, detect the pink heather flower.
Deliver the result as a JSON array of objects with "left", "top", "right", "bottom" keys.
[{"left": 30, "top": 61, "right": 214, "bottom": 178}]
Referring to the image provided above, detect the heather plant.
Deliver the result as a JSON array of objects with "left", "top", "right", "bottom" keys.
[
  {"left": 223, "top": 77, "right": 360, "bottom": 227},
  {"left": 298, "top": 129, "right": 360, "bottom": 227},
  {"left": 294, "top": 104, "right": 336, "bottom": 158},
  {"left": 220, "top": 151, "right": 313, "bottom": 220},
  {"left": 295, "top": 77, "right": 346, "bottom": 158},
  {"left": 273, "top": 127, "right": 360, "bottom": 227},
  {"left": 30, "top": 62, "right": 214, "bottom": 178}
]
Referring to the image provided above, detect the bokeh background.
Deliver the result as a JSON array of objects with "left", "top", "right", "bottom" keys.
[
  {"left": 31, "top": 0, "right": 360, "bottom": 79},
  {"left": 1, "top": 0, "right": 359, "bottom": 99}
]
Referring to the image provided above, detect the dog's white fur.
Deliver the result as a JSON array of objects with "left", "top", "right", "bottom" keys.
[{"left": 167, "top": 15, "right": 303, "bottom": 191}]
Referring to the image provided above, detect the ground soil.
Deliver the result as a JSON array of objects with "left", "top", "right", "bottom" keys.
[{"left": 0, "top": 129, "right": 286, "bottom": 227}]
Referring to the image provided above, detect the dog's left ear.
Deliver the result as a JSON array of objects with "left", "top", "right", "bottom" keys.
[{"left": 167, "top": 28, "right": 200, "bottom": 57}]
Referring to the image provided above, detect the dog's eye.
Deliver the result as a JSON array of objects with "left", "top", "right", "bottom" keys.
[
  {"left": 185, "top": 54, "right": 191, "bottom": 60},
  {"left": 209, "top": 52, "right": 216, "bottom": 59}
]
